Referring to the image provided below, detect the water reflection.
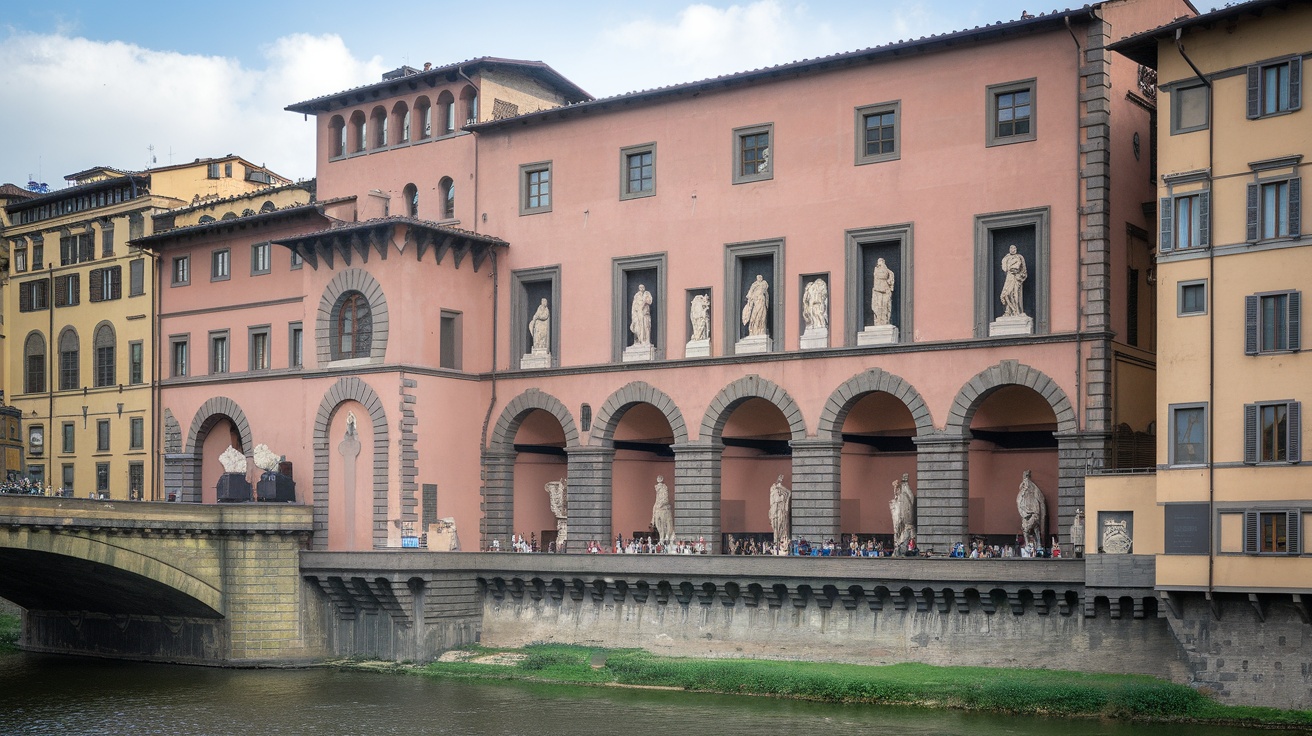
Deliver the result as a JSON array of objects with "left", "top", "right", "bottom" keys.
[{"left": 0, "top": 652, "right": 1271, "bottom": 736}]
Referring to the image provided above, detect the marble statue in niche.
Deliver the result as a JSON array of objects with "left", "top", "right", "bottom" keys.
[
  {"left": 768, "top": 474, "right": 791, "bottom": 544},
  {"left": 651, "top": 475, "right": 674, "bottom": 546},
  {"left": 1017, "top": 469, "right": 1047, "bottom": 551},
  {"left": 889, "top": 473, "right": 916, "bottom": 555}
]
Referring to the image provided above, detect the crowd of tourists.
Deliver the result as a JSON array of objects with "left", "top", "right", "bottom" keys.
[
  {"left": 948, "top": 538, "right": 1062, "bottom": 558},
  {"left": 485, "top": 531, "right": 1067, "bottom": 558}
]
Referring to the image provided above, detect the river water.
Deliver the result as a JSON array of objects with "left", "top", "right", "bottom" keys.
[{"left": 0, "top": 651, "right": 1281, "bottom": 735}]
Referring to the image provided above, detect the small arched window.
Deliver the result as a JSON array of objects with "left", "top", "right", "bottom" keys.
[
  {"left": 94, "top": 323, "right": 116, "bottom": 387},
  {"left": 370, "top": 106, "right": 388, "bottom": 148},
  {"left": 58, "top": 327, "right": 79, "bottom": 391},
  {"left": 437, "top": 91, "right": 455, "bottom": 135},
  {"left": 439, "top": 177, "right": 455, "bottom": 220},
  {"left": 392, "top": 101, "right": 410, "bottom": 143},
  {"left": 260, "top": 201, "right": 276, "bottom": 213},
  {"left": 332, "top": 291, "right": 372, "bottom": 360},
  {"left": 24, "top": 332, "right": 46, "bottom": 394},
  {"left": 350, "top": 111, "right": 367, "bottom": 153},
  {"left": 403, "top": 184, "right": 419, "bottom": 218},
  {"left": 459, "top": 85, "right": 478, "bottom": 128},
  {"left": 415, "top": 97, "right": 432, "bottom": 139},
  {"left": 329, "top": 115, "right": 347, "bottom": 157}
]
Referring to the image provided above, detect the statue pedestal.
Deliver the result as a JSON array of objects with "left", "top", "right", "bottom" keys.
[
  {"left": 216, "top": 472, "right": 251, "bottom": 503},
  {"left": 622, "top": 344, "right": 655, "bottom": 362},
  {"left": 799, "top": 327, "right": 829, "bottom": 350},
  {"left": 256, "top": 471, "right": 296, "bottom": 502},
  {"left": 857, "top": 324, "right": 899, "bottom": 346},
  {"left": 988, "top": 315, "right": 1034, "bottom": 337},
  {"left": 684, "top": 339, "right": 710, "bottom": 358},
  {"left": 520, "top": 348, "right": 551, "bottom": 369},
  {"left": 734, "top": 334, "right": 771, "bottom": 355}
]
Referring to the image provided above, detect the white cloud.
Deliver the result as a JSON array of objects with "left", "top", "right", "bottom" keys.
[{"left": 0, "top": 31, "right": 385, "bottom": 187}]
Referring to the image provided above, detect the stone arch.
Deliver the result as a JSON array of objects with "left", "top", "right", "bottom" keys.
[
  {"left": 185, "top": 396, "right": 254, "bottom": 455},
  {"left": 315, "top": 268, "right": 389, "bottom": 366},
  {"left": 590, "top": 381, "right": 690, "bottom": 447},
  {"left": 816, "top": 368, "right": 935, "bottom": 440},
  {"left": 944, "top": 360, "right": 1077, "bottom": 436},
  {"left": 312, "top": 376, "right": 389, "bottom": 549},
  {"left": 699, "top": 374, "right": 807, "bottom": 442},
  {"left": 488, "top": 388, "right": 580, "bottom": 451}
]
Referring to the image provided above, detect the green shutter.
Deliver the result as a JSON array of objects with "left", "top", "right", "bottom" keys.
[
  {"left": 1198, "top": 191, "right": 1210, "bottom": 248},
  {"left": 1290, "top": 57, "right": 1302, "bottom": 111},
  {"left": 1245, "top": 295, "right": 1260, "bottom": 355},
  {"left": 1289, "top": 177, "right": 1301, "bottom": 237},
  {"left": 1244, "top": 403, "right": 1258, "bottom": 464},
  {"left": 1287, "top": 510, "right": 1301, "bottom": 556},
  {"left": 1246, "top": 183, "right": 1259, "bottom": 242},
  {"left": 1287, "top": 401, "right": 1302, "bottom": 463},
  {"left": 1244, "top": 510, "right": 1259, "bottom": 553},
  {"left": 1247, "top": 65, "right": 1261, "bottom": 119},
  {"left": 1289, "top": 290, "right": 1302, "bottom": 352}
]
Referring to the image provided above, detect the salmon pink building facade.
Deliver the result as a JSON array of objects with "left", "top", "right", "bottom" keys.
[{"left": 146, "top": 0, "right": 1192, "bottom": 553}]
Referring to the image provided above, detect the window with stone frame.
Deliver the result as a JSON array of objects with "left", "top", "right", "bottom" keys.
[
  {"left": 89, "top": 266, "right": 121, "bottom": 302},
  {"left": 1169, "top": 403, "right": 1208, "bottom": 466},
  {"left": 24, "top": 333, "right": 46, "bottom": 393},
  {"left": 1159, "top": 191, "right": 1210, "bottom": 253},
  {"left": 129, "top": 341, "right": 144, "bottom": 384},
  {"left": 520, "top": 162, "right": 552, "bottom": 215},
  {"left": 331, "top": 291, "right": 372, "bottom": 360},
  {"left": 1247, "top": 176, "right": 1301, "bottom": 241},
  {"left": 1170, "top": 83, "right": 1209, "bottom": 134},
  {"left": 1243, "top": 400, "right": 1301, "bottom": 464},
  {"left": 54, "top": 273, "right": 80, "bottom": 308},
  {"left": 93, "top": 324, "right": 116, "bottom": 387},
  {"left": 19, "top": 280, "right": 49, "bottom": 312},
  {"left": 1245, "top": 290, "right": 1301, "bottom": 354},
  {"left": 1244, "top": 510, "right": 1301, "bottom": 554},
  {"left": 1247, "top": 57, "right": 1302, "bottom": 119},
  {"left": 854, "top": 101, "right": 900, "bottom": 165},
  {"left": 58, "top": 328, "right": 79, "bottom": 391},
  {"left": 732, "top": 123, "right": 773, "bottom": 184},
  {"left": 97, "top": 419, "right": 110, "bottom": 452},
  {"left": 986, "top": 79, "right": 1036, "bottom": 146},
  {"left": 620, "top": 143, "right": 656, "bottom": 199}
]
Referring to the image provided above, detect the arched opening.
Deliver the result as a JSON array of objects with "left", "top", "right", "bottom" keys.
[
  {"left": 349, "top": 111, "right": 367, "bottom": 153},
  {"left": 610, "top": 404, "right": 676, "bottom": 544},
  {"left": 438, "top": 177, "right": 454, "bottom": 220},
  {"left": 93, "top": 323, "right": 116, "bottom": 387},
  {"left": 391, "top": 100, "right": 410, "bottom": 144},
  {"left": 369, "top": 106, "right": 388, "bottom": 148},
  {"left": 260, "top": 201, "right": 276, "bottom": 213},
  {"left": 414, "top": 96, "right": 432, "bottom": 139},
  {"left": 719, "top": 398, "right": 792, "bottom": 549},
  {"left": 58, "top": 327, "right": 79, "bottom": 391},
  {"left": 402, "top": 183, "right": 418, "bottom": 218},
  {"left": 24, "top": 332, "right": 46, "bottom": 393},
  {"left": 838, "top": 392, "right": 916, "bottom": 549},
  {"left": 328, "top": 115, "right": 346, "bottom": 157},
  {"left": 511, "top": 409, "right": 568, "bottom": 551},
  {"left": 458, "top": 85, "right": 478, "bottom": 128},
  {"left": 326, "top": 400, "right": 375, "bottom": 550},
  {"left": 967, "top": 385, "right": 1059, "bottom": 549},
  {"left": 198, "top": 415, "right": 243, "bottom": 505},
  {"left": 331, "top": 291, "right": 372, "bottom": 360},
  {"left": 436, "top": 91, "right": 455, "bottom": 135}
]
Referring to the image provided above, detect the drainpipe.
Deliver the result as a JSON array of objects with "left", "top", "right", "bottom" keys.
[
  {"left": 480, "top": 249, "right": 499, "bottom": 450},
  {"left": 47, "top": 270, "right": 54, "bottom": 490},
  {"left": 1175, "top": 29, "right": 1215, "bottom": 599},
  {"left": 148, "top": 246, "right": 161, "bottom": 501}
]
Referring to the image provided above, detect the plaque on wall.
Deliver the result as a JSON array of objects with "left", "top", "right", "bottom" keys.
[
  {"left": 1163, "top": 502, "right": 1210, "bottom": 555},
  {"left": 1098, "top": 510, "right": 1133, "bottom": 554}
]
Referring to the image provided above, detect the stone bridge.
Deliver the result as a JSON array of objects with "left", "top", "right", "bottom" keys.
[{"left": 0, "top": 494, "right": 326, "bottom": 664}]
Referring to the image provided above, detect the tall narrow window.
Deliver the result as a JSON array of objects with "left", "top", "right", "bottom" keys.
[
  {"left": 439, "top": 177, "right": 455, "bottom": 219},
  {"left": 520, "top": 163, "right": 552, "bottom": 215},
  {"left": 94, "top": 324, "right": 116, "bottom": 387},
  {"left": 440, "top": 310, "right": 462, "bottom": 369},
  {"left": 130, "top": 417, "right": 144, "bottom": 450},
  {"left": 97, "top": 420, "right": 110, "bottom": 452},
  {"left": 289, "top": 323, "right": 304, "bottom": 368},
  {"left": 172, "top": 255, "right": 190, "bottom": 285},
  {"left": 212, "top": 249, "right": 230, "bottom": 280},
  {"left": 329, "top": 115, "right": 347, "bottom": 157},
  {"left": 251, "top": 242, "right": 271, "bottom": 275},
  {"left": 249, "top": 327, "right": 270, "bottom": 371},
  {"left": 171, "top": 338, "right": 189, "bottom": 378},
  {"left": 403, "top": 184, "right": 419, "bottom": 218},
  {"left": 1170, "top": 404, "right": 1208, "bottom": 466},
  {"left": 24, "top": 333, "right": 46, "bottom": 393},
  {"left": 62, "top": 423, "right": 75, "bottom": 454},
  {"left": 129, "top": 341, "right": 144, "bottom": 384},
  {"left": 1160, "top": 191, "right": 1210, "bottom": 253},
  {"left": 332, "top": 291, "right": 372, "bottom": 360},
  {"left": 211, "top": 333, "right": 229, "bottom": 374},
  {"left": 58, "top": 328, "right": 79, "bottom": 391},
  {"left": 130, "top": 259, "right": 145, "bottom": 296}
]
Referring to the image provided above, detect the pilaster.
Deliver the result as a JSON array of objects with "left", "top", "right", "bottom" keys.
[
  {"left": 913, "top": 434, "right": 971, "bottom": 552},
  {"left": 672, "top": 442, "right": 722, "bottom": 552},
  {"left": 789, "top": 438, "right": 842, "bottom": 542},
  {"left": 565, "top": 445, "right": 616, "bottom": 548}
]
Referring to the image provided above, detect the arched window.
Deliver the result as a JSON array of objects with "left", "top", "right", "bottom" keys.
[
  {"left": 459, "top": 85, "right": 478, "bottom": 128},
  {"left": 260, "top": 201, "right": 277, "bottom": 213},
  {"left": 94, "top": 323, "right": 116, "bottom": 387},
  {"left": 370, "top": 106, "right": 388, "bottom": 148},
  {"left": 24, "top": 332, "right": 46, "bottom": 394},
  {"left": 58, "top": 327, "right": 79, "bottom": 391},
  {"left": 350, "top": 111, "right": 367, "bottom": 153},
  {"left": 329, "top": 115, "right": 347, "bottom": 157},
  {"left": 437, "top": 91, "right": 455, "bottom": 135},
  {"left": 220, "top": 212, "right": 237, "bottom": 221},
  {"left": 439, "top": 177, "right": 455, "bottom": 220},
  {"left": 414, "top": 96, "right": 432, "bottom": 139},
  {"left": 392, "top": 101, "right": 410, "bottom": 143},
  {"left": 198, "top": 215, "right": 216, "bottom": 224},
  {"left": 402, "top": 184, "right": 419, "bottom": 218},
  {"left": 332, "top": 291, "right": 372, "bottom": 360}
]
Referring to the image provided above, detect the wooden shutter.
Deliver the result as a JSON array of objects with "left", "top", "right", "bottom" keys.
[
  {"left": 1159, "top": 197, "right": 1173, "bottom": 252},
  {"left": 1290, "top": 177, "right": 1302, "bottom": 237},
  {"left": 1245, "top": 295, "right": 1260, "bottom": 354},
  {"left": 19, "top": 282, "right": 32, "bottom": 312},
  {"left": 1290, "top": 57, "right": 1302, "bottom": 111},
  {"left": 109, "top": 266, "right": 122, "bottom": 300},
  {"left": 1243, "top": 403, "right": 1259, "bottom": 464},
  {"left": 1247, "top": 65, "right": 1261, "bottom": 119},
  {"left": 1287, "top": 510, "right": 1302, "bottom": 556},
  {"left": 53, "top": 274, "right": 68, "bottom": 307},
  {"left": 79, "top": 233, "right": 93, "bottom": 262},
  {"left": 357, "top": 300, "right": 373, "bottom": 358},
  {"left": 1246, "top": 183, "right": 1259, "bottom": 241},
  {"left": 1244, "top": 510, "right": 1259, "bottom": 553},
  {"left": 101, "top": 226, "right": 114, "bottom": 257},
  {"left": 1198, "top": 191, "right": 1210, "bottom": 248},
  {"left": 89, "top": 268, "right": 104, "bottom": 302},
  {"left": 69, "top": 274, "right": 79, "bottom": 305},
  {"left": 1289, "top": 290, "right": 1302, "bottom": 352},
  {"left": 1287, "top": 401, "right": 1302, "bottom": 463}
]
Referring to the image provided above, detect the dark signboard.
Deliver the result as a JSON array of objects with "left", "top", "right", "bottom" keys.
[{"left": 1164, "top": 503, "right": 1211, "bottom": 555}]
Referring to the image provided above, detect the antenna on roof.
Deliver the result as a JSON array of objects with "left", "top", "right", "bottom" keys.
[{"left": 147, "top": 144, "right": 157, "bottom": 169}]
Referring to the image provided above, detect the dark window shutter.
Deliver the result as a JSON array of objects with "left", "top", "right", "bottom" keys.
[
  {"left": 101, "top": 226, "right": 114, "bottom": 257},
  {"left": 1247, "top": 65, "right": 1261, "bottom": 119},
  {"left": 89, "top": 268, "right": 104, "bottom": 302},
  {"left": 79, "top": 234, "right": 93, "bottom": 262},
  {"left": 1287, "top": 401, "right": 1301, "bottom": 463},
  {"left": 1288, "top": 510, "right": 1301, "bottom": 556},
  {"left": 358, "top": 300, "right": 373, "bottom": 357},
  {"left": 109, "top": 266, "right": 122, "bottom": 300},
  {"left": 1244, "top": 510, "right": 1259, "bottom": 553},
  {"left": 19, "top": 283, "right": 32, "bottom": 312},
  {"left": 1246, "top": 182, "right": 1259, "bottom": 241},
  {"left": 1289, "top": 177, "right": 1301, "bottom": 237},
  {"left": 1245, "top": 295, "right": 1260, "bottom": 354},
  {"left": 70, "top": 274, "right": 79, "bottom": 305},
  {"left": 1289, "top": 290, "right": 1302, "bottom": 352},
  {"left": 54, "top": 274, "right": 68, "bottom": 307},
  {"left": 1198, "top": 191, "right": 1210, "bottom": 248},
  {"left": 1243, "top": 403, "right": 1258, "bottom": 463},
  {"left": 1159, "top": 197, "right": 1173, "bottom": 252},
  {"left": 1290, "top": 56, "right": 1302, "bottom": 111}
]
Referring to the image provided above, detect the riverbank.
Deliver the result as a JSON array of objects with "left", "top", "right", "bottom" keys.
[
  {"left": 0, "top": 613, "right": 19, "bottom": 653},
  {"left": 411, "top": 644, "right": 1312, "bottom": 730}
]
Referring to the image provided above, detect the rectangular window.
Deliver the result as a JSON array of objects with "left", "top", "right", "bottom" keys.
[
  {"left": 172, "top": 255, "right": 190, "bottom": 286},
  {"left": 54, "top": 273, "right": 80, "bottom": 307},
  {"left": 1244, "top": 400, "right": 1301, "bottom": 464},
  {"left": 1248, "top": 58, "right": 1302, "bottom": 118},
  {"left": 14, "top": 248, "right": 26, "bottom": 273},
  {"left": 620, "top": 143, "right": 656, "bottom": 200},
  {"left": 211, "top": 249, "right": 230, "bottom": 280},
  {"left": 249, "top": 327, "right": 270, "bottom": 371},
  {"left": 520, "top": 162, "right": 553, "bottom": 215},
  {"left": 130, "top": 259, "right": 145, "bottom": 296},
  {"left": 59, "top": 233, "right": 93, "bottom": 266},
  {"left": 210, "top": 333, "right": 229, "bottom": 374},
  {"left": 1171, "top": 83, "right": 1209, "bottom": 134},
  {"left": 101, "top": 226, "right": 114, "bottom": 257},
  {"left": 171, "top": 338, "right": 189, "bottom": 378},
  {"left": 1160, "top": 191, "right": 1210, "bottom": 252},
  {"left": 88, "top": 266, "right": 121, "bottom": 302},
  {"left": 97, "top": 419, "right": 110, "bottom": 452},
  {"left": 32, "top": 241, "right": 43, "bottom": 269},
  {"left": 854, "top": 101, "right": 900, "bottom": 164},
  {"left": 1244, "top": 510, "right": 1300, "bottom": 555},
  {"left": 96, "top": 462, "right": 109, "bottom": 494},
  {"left": 251, "top": 242, "right": 271, "bottom": 275},
  {"left": 290, "top": 251, "right": 303, "bottom": 270},
  {"left": 732, "top": 123, "right": 773, "bottom": 184},
  {"left": 129, "top": 463, "right": 144, "bottom": 499},
  {"left": 986, "top": 80, "right": 1036, "bottom": 146},
  {"left": 129, "top": 341, "right": 144, "bottom": 384},
  {"left": 130, "top": 417, "right": 144, "bottom": 450},
  {"left": 1245, "top": 291, "right": 1301, "bottom": 354},
  {"left": 19, "top": 280, "right": 49, "bottom": 312},
  {"left": 289, "top": 322, "right": 304, "bottom": 368},
  {"left": 61, "top": 464, "right": 74, "bottom": 494},
  {"left": 207, "top": 163, "right": 221, "bottom": 179},
  {"left": 59, "top": 343, "right": 78, "bottom": 391},
  {"left": 440, "top": 310, "right": 462, "bottom": 369},
  {"left": 62, "top": 422, "right": 74, "bottom": 454},
  {"left": 1247, "top": 177, "right": 1301, "bottom": 242},
  {"left": 1170, "top": 403, "right": 1208, "bottom": 466},
  {"left": 1180, "top": 279, "right": 1207, "bottom": 314},
  {"left": 95, "top": 341, "right": 114, "bottom": 387}
]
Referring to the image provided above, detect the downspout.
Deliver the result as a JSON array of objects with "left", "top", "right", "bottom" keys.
[
  {"left": 149, "top": 246, "right": 161, "bottom": 500},
  {"left": 1066, "top": 17, "right": 1086, "bottom": 439},
  {"left": 460, "top": 64, "right": 498, "bottom": 451},
  {"left": 1175, "top": 29, "right": 1215, "bottom": 598},
  {"left": 47, "top": 270, "right": 54, "bottom": 490}
]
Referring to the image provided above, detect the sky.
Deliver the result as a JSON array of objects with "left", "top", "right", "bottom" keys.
[{"left": 0, "top": 1, "right": 1190, "bottom": 185}]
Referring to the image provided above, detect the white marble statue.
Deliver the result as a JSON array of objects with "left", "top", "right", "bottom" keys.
[
  {"left": 253, "top": 444, "right": 281, "bottom": 473},
  {"left": 889, "top": 473, "right": 916, "bottom": 555},
  {"left": 651, "top": 475, "right": 674, "bottom": 546},
  {"left": 871, "top": 258, "right": 895, "bottom": 326},
  {"left": 768, "top": 474, "right": 791, "bottom": 543},
  {"left": 1071, "top": 508, "right": 1086, "bottom": 557},
  {"left": 630, "top": 285, "right": 653, "bottom": 346},
  {"left": 741, "top": 275, "right": 770, "bottom": 337},
  {"left": 546, "top": 479, "right": 568, "bottom": 549},
  {"left": 529, "top": 298, "right": 551, "bottom": 352},
  {"left": 1000, "top": 245, "right": 1028, "bottom": 318},
  {"left": 689, "top": 294, "right": 710, "bottom": 342},
  {"left": 1017, "top": 469, "right": 1047, "bottom": 552},
  {"left": 219, "top": 445, "right": 247, "bottom": 474},
  {"left": 427, "top": 517, "right": 460, "bottom": 552},
  {"left": 802, "top": 278, "right": 829, "bottom": 331}
]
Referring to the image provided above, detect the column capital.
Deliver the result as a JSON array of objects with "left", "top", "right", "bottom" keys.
[
  {"left": 912, "top": 433, "right": 972, "bottom": 447},
  {"left": 565, "top": 444, "right": 616, "bottom": 458},
  {"left": 788, "top": 438, "right": 843, "bottom": 451},
  {"left": 480, "top": 449, "right": 518, "bottom": 462},
  {"left": 671, "top": 441, "right": 724, "bottom": 454}
]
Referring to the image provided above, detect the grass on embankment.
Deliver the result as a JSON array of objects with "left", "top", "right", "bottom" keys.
[
  {"left": 0, "top": 613, "right": 19, "bottom": 653},
  {"left": 419, "top": 644, "right": 1312, "bottom": 729}
]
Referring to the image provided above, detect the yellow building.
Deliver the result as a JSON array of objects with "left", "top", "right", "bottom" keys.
[
  {"left": 1, "top": 156, "right": 291, "bottom": 498},
  {"left": 1091, "top": 0, "right": 1309, "bottom": 705}
]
